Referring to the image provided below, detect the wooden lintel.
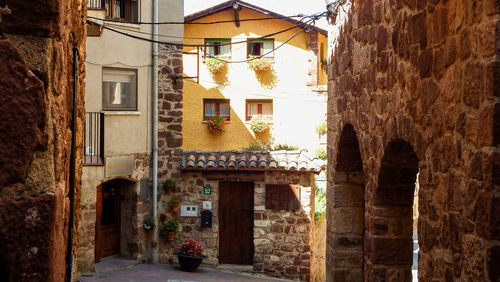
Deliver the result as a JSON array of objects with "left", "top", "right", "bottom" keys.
[{"left": 205, "top": 171, "right": 265, "bottom": 181}]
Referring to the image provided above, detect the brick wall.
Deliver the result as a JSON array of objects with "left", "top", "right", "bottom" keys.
[
  {"left": 327, "top": 0, "right": 499, "bottom": 281},
  {"left": 0, "top": 0, "right": 86, "bottom": 280}
]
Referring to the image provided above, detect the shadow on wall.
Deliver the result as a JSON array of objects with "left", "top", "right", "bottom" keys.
[
  {"left": 210, "top": 65, "right": 230, "bottom": 89},
  {"left": 182, "top": 79, "right": 272, "bottom": 150},
  {"left": 253, "top": 68, "right": 279, "bottom": 90}
]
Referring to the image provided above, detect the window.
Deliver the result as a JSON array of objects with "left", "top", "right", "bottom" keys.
[
  {"left": 102, "top": 68, "right": 137, "bottom": 111},
  {"left": 246, "top": 100, "right": 273, "bottom": 121},
  {"left": 205, "top": 39, "right": 231, "bottom": 58},
  {"left": 87, "top": 0, "right": 138, "bottom": 22},
  {"left": 265, "top": 184, "right": 300, "bottom": 211},
  {"left": 204, "top": 99, "right": 230, "bottom": 120},
  {"left": 247, "top": 39, "right": 274, "bottom": 58}
]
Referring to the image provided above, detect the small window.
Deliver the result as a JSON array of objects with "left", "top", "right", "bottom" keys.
[
  {"left": 247, "top": 39, "right": 274, "bottom": 58},
  {"left": 246, "top": 100, "right": 273, "bottom": 121},
  {"left": 265, "top": 184, "right": 300, "bottom": 211},
  {"left": 102, "top": 68, "right": 137, "bottom": 111},
  {"left": 205, "top": 39, "right": 231, "bottom": 58},
  {"left": 204, "top": 99, "right": 230, "bottom": 120},
  {"left": 100, "top": 0, "right": 139, "bottom": 22}
]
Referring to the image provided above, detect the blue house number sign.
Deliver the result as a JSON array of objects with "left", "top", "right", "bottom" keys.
[{"left": 203, "top": 184, "right": 212, "bottom": 195}]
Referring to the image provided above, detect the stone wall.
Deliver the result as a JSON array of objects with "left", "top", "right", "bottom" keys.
[
  {"left": 0, "top": 0, "right": 86, "bottom": 280},
  {"left": 157, "top": 44, "right": 184, "bottom": 261},
  {"left": 77, "top": 153, "right": 151, "bottom": 273},
  {"left": 327, "top": 0, "right": 499, "bottom": 281},
  {"left": 176, "top": 171, "right": 315, "bottom": 281}
]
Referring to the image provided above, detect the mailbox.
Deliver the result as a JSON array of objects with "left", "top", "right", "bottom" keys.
[{"left": 201, "top": 210, "right": 212, "bottom": 228}]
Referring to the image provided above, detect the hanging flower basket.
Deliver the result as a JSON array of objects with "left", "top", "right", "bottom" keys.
[
  {"left": 249, "top": 119, "right": 270, "bottom": 133},
  {"left": 207, "top": 116, "right": 226, "bottom": 135},
  {"left": 204, "top": 57, "right": 227, "bottom": 73},
  {"left": 248, "top": 57, "right": 273, "bottom": 72}
]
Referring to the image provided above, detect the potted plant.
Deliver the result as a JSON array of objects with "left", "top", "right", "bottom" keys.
[
  {"left": 320, "top": 58, "right": 328, "bottom": 73},
  {"left": 248, "top": 57, "right": 273, "bottom": 72},
  {"left": 175, "top": 239, "right": 206, "bottom": 272},
  {"left": 163, "top": 179, "right": 176, "bottom": 193},
  {"left": 160, "top": 219, "right": 179, "bottom": 241},
  {"left": 143, "top": 217, "right": 155, "bottom": 230},
  {"left": 170, "top": 197, "right": 180, "bottom": 213},
  {"left": 207, "top": 116, "right": 226, "bottom": 135},
  {"left": 249, "top": 119, "right": 270, "bottom": 133},
  {"left": 203, "top": 56, "right": 227, "bottom": 73}
]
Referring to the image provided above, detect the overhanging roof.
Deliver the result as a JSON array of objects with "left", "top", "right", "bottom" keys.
[{"left": 184, "top": 0, "right": 328, "bottom": 36}]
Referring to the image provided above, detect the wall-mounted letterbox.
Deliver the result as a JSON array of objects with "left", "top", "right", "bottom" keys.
[{"left": 201, "top": 210, "right": 212, "bottom": 228}]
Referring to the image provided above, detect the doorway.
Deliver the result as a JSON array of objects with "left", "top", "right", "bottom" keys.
[
  {"left": 218, "top": 181, "right": 254, "bottom": 264},
  {"left": 95, "top": 181, "right": 121, "bottom": 262}
]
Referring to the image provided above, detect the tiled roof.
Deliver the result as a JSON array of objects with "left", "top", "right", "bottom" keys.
[{"left": 182, "top": 150, "right": 326, "bottom": 173}]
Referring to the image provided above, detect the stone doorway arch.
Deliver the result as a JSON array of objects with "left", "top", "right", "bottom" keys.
[
  {"left": 327, "top": 124, "right": 364, "bottom": 281},
  {"left": 365, "top": 140, "right": 419, "bottom": 281}
]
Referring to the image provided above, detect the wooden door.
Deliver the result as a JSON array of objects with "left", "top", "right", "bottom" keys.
[
  {"left": 95, "top": 183, "right": 121, "bottom": 262},
  {"left": 218, "top": 181, "right": 254, "bottom": 264}
]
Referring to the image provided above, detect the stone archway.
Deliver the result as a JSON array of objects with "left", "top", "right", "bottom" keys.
[
  {"left": 327, "top": 124, "right": 364, "bottom": 281},
  {"left": 365, "top": 140, "right": 419, "bottom": 281}
]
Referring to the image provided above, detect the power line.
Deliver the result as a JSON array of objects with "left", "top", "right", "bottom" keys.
[{"left": 87, "top": 14, "right": 305, "bottom": 25}]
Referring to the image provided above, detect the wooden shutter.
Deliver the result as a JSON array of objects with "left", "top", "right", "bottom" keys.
[{"left": 265, "top": 184, "right": 300, "bottom": 211}]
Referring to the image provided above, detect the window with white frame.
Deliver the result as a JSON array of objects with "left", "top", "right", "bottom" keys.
[
  {"left": 246, "top": 100, "right": 273, "bottom": 121},
  {"left": 204, "top": 99, "right": 230, "bottom": 120},
  {"left": 102, "top": 68, "right": 137, "bottom": 111},
  {"left": 88, "top": 0, "right": 139, "bottom": 22},
  {"left": 205, "top": 39, "right": 231, "bottom": 58}
]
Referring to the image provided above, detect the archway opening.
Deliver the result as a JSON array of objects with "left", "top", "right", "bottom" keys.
[
  {"left": 327, "top": 124, "right": 364, "bottom": 281},
  {"left": 366, "top": 139, "right": 419, "bottom": 281}
]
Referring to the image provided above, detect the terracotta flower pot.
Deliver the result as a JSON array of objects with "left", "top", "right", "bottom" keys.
[
  {"left": 167, "top": 231, "right": 176, "bottom": 241},
  {"left": 176, "top": 254, "right": 206, "bottom": 272},
  {"left": 171, "top": 204, "right": 180, "bottom": 213}
]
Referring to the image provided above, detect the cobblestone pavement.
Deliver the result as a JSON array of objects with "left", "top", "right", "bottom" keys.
[{"left": 77, "top": 264, "right": 291, "bottom": 282}]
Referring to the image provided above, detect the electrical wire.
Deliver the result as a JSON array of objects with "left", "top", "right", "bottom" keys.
[{"left": 87, "top": 14, "right": 304, "bottom": 25}]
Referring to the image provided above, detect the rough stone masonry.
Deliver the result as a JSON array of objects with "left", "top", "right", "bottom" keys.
[
  {"left": 327, "top": 0, "right": 499, "bottom": 281},
  {"left": 0, "top": 0, "right": 86, "bottom": 280}
]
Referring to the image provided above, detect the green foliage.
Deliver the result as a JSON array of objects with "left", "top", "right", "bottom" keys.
[
  {"left": 163, "top": 179, "right": 176, "bottom": 189},
  {"left": 143, "top": 217, "right": 155, "bottom": 228},
  {"left": 320, "top": 58, "right": 328, "bottom": 73},
  {"left": 248, "top": 57, "right": 273, "bottom": 72},
  {"left": 242, "top": 140, "right": 299, "bottom": 151},
  {"left": 160, "top": 219, "right": 179, "bottom": 234},
  {"left": 314, "top": 187, "right": 327, "bottom": 222},
  {"left": 249, "top": 119, "right": 271, "bottom": 133},
  {"left": 203, "top": 57, "right": 227, "bottom": 73},
  {"left": 315, "top": 122, "right": 327, "bottom": 136},
  {"left": 316, "top": 148, "right": 327, "bottom": 160},
  {"left": 272, "top": 143, "right": 299, "bottom": 151},
  {"left": 170, "top": 197, "right": 180, "bottom": 206}
]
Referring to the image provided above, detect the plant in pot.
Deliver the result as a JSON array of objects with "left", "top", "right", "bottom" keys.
[
  {"left": 175, "top": 239, "right": 206, "bottom": 272},
  {"left": 203, "top": 56, "right": 227, "bottom": 73},
  {"left": 170, "top": 197, "right": 180, "bottom": 213},
  {"left": 143, "top": 217, "right": 155, "bottom": 230},
  {"left": 160, "top": 219, "right": 178, "bottom": 241},
  {"left": 249, "top": 118, "right": 270, "bottom": 133},
  {"left": 248, "top": 57, "right": 273, "bottom": 72},
  {"left": 207, "top": 116, "right": 226, "bottom": 135},
  {"left": 163, "top": 179, "right": 176, "bottom": 193}
]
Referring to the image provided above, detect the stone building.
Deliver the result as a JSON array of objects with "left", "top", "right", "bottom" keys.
[
  {"left": 326, "top": 0, "right": 499, "bottom": 281},
  {"left": 0, "top": 0, "right": 86, "bottom": 280},
  {"left": 77, "top": 0, "right": 184, "bottom": 273}
]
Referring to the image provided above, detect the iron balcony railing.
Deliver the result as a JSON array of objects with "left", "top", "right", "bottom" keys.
[
  {"left": 84, "top": 112, "right": 104, "bottom": 166},
  {"left": 87, "top": 0, "right": 104, "bottom": 9}
]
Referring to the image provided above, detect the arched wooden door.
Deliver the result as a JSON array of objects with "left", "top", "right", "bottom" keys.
[{"left": 95, "top": 182, "right": 121, "bottom": 262}]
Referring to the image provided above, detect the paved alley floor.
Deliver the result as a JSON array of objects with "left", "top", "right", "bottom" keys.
[{"left": 77, "top": 264, "right": 291, "bottom": 282}]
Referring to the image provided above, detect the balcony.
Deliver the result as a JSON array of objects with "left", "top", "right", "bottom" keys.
[{"left": 84, "top": 112, "right": 104, "bottom": 166}]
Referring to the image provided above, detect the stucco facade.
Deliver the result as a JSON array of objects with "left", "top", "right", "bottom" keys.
[
  {"left": 182, "top": 3, "right": 328, "bottom": 151},
  {"left": 78, "top": 1, "right": 184, "bottom": 273}
]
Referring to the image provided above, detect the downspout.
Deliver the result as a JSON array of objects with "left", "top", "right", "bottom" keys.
[
  {"left": 152, "top": 0, "right": 159, "bottom": 263},
  {"left": 65, "top": 46, "right": 79, "bottom": 282}
]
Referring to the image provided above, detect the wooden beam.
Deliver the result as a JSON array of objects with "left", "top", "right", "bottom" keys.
[
  {"left": 205, "top": 171, "right": 265, "bottom": 181},
  {"left": 233, "top": 3, "right": 240, "bottom": 27}
]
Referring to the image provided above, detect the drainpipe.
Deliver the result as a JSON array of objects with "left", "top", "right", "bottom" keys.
[
  {"left": 152, "top": 0, "right": 159, "bottom": 263},
  {"left": 65, "top": 46, "right": 79, "bottom": 282}
]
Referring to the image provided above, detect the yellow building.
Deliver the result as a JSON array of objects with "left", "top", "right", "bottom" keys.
[{"left": 182, "top": 0, "right": 328, "bottom": 151}]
